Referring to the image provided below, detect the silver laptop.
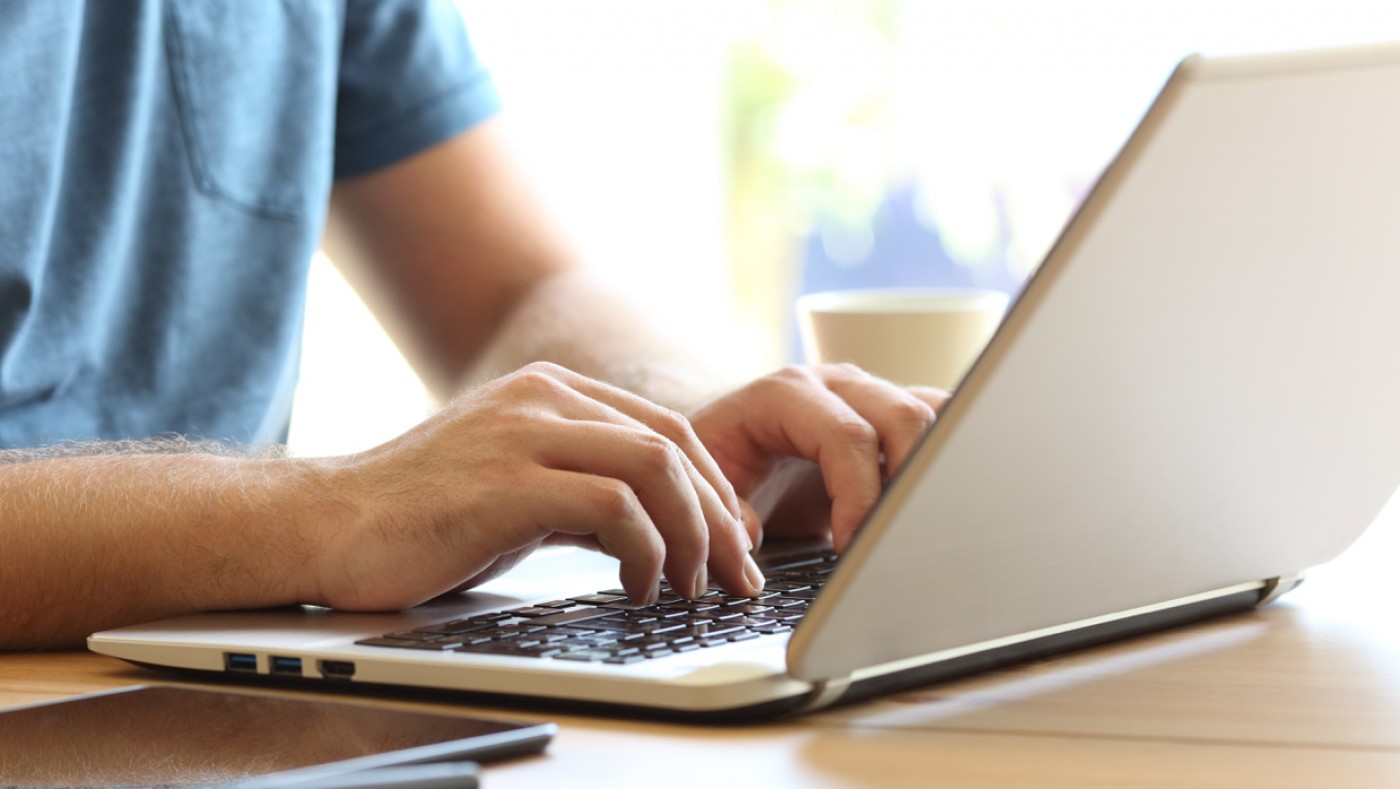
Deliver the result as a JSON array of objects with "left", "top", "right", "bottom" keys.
[{"left": 90, "top": 43, "right": 1400, "bottom": 718}]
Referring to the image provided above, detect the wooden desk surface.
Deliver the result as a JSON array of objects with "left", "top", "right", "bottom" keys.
[{"left": 5, "top": 509, "right": 1399, "bottom": 788}]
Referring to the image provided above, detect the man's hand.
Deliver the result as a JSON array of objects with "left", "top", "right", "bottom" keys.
[
  {"left": 310, "top": 362, "right": 762, "bottom": 611},
  {"left": 690, "top": 364, "right": 949, "bottom": 553},
  {"left": 312, "top": 362, "right": 943, "bottom": 613}
]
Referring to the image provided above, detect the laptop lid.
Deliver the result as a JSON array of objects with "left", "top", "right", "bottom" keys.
[{"left": 790, "top": 43, "right": 1400, "bottom": 682}]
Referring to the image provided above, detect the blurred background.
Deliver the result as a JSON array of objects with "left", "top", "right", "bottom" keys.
[{"left": 289, "top": 0, "right": 1400, "bottom": 457}]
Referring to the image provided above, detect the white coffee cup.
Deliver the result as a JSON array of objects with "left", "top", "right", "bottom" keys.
[{"left": 795, "top": 288, "right": 1010, "bottom": 391}]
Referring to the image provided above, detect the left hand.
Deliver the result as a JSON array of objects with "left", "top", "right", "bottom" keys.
[{"left": 689, "top": 364, "right": 949, "bottom": 554}]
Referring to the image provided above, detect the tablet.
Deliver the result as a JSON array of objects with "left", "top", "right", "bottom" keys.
[{"left": 0, "top": 685, "right": 555, "bottom": 787}]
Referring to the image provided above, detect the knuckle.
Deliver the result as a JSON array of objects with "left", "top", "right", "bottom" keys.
[
  {"left": 827, "top": 361, "right": 866, "bottom": 379},
  {"left": 510, "top": 366, "right": 568, "bottom": 397},
  {"left": 653, "top": 406, "right": 693, "bottom": 439},
  {"left": 520, "top": 360, "right": 566, "bottom": 376},
  {"left": 758, "top": 365, "right": 814, "bottom": 398},
  {"left": 834, "top": 417, "right": 879, "bottom": 449},
  {"left": 636, "top": 433, "right": 684, "bottom": 476},
  {"left": 774, "top": 364, "right": 818, "bottom": 384},
  {"left": 893, "top": 397, "right": 937, "bottom": 431},
  {"left": 591, "top": 479, "right": 642, "bottom": 522}
]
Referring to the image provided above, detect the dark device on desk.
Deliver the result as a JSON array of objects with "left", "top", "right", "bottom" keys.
[
  {"left": 91, "top": 42, "right": 1400, "bottom": 718},
  {"left": 0, "top": 685, "right": 553, "bottom": 787}
]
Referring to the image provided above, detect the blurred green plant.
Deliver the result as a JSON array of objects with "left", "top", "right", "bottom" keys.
[{"left": 724, "top": 0, "right": 905, "bottom": 238}]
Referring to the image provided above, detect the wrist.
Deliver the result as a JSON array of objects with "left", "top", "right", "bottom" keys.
[{"left": 184, "top": 454, "right": 361, "bottom": 612}]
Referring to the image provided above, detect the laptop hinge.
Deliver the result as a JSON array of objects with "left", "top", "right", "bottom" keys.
[
  {"left": 1257, "top": 574, "right": 1304, "bottom": 606},
  {"left": 795, "top": 675, "right": 853, "bottom": 714}
]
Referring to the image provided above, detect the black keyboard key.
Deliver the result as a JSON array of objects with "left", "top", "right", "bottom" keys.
[
  {"left": 556, "top": 650, "right": 612, "bottom": 662},
  {"left": 569, "top": 594, "right": 628, "bottom": 605},
  {"left": 600, "top": 600, "right": 658, "bottom": 611},
  {"left": 764, "top": 582, "right": 812, "bottom": 593},
  {"left": 531, "top": 607, "right": 616, "bottom": 627},
  {"left": 611, "top": 613, "right": 660, "bottom": 625},
  {"left": 554, "top": 625, "right": 601, "bottom": 637},
  {"left": 466, "top": 612, "right": 514, "bottom": 623},
  {"left": 663, "top": 601, "right": 720, "bottom": 613},
  {"left": 519, "top": 645, "right": 567, "bottom": 658},
  {"left": 721, "top": 592, "right": 781, "bottom": 604},
  {"left": 707, "top": 611, "right": 744, "bottom": 622},
  {"left": 384, "top": 630, "right": 447, "bottom": 642},
  {"left": 509, "top": 607, "right": 565, "bottom": 618},
  {"left": 488, "top": 625, "right": 546, "bottom": 639},
  {"left": 683, "top": 623, "right": 744, "bottom": 639},
  {"left": 411, "top": 621, "right": 496, "bottom": 636}
]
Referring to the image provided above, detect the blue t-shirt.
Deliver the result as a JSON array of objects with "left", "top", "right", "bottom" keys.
[{"left": 0, "top": 0, "right": 500, "bottom": 448}]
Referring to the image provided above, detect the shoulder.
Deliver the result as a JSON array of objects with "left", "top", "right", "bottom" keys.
[{"left": 336, "top": 0, "right": 502, "bottom": 179}]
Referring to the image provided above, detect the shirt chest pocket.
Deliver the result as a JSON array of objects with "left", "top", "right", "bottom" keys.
[{"left": 164, "top": 0, "right": 339, "bottom": 222}]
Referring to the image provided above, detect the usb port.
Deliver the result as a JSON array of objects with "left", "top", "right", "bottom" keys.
[
  {"left": 224, "top": 653, "right": 258, "bottom": 673},
  {"left": 270, "top": 656, "right": 303, "bottom": 677},
  {"left": 318, "top": 660, "right": 355, "bottom": 680}
]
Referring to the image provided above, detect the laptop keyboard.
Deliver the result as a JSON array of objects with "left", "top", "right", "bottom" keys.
[{"left": 355, "top": 551, "right": 837, "bottom": 665}]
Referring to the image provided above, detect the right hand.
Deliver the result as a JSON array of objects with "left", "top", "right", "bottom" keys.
[{"left": 307, "top": 362, "right": 762, "bottom": 611}]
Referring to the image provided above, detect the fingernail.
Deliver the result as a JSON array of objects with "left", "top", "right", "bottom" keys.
[
  {"left": 742, "top": 554, "right": 765, "bottom": 596},
  {"left": 692, "top": 566, "right": 709, "bottom": 599}
]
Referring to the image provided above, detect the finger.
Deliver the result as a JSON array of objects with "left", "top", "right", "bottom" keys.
[
  {"left": 738, "top": 498, "right": 766, "bottom": 594},
  {"left": 532, "top": 418, "right": 712, "bottom": 598},
  {"left": 906, "top": 386, "right": 951, "bottom": 414},
  {"left": 749, "top": 370, "right": 884, "bottom": 554},
  {"left": 818, "top": 367, "right": 939, "bottom": 477},
  {"left": 738, "top": 498, "right": 764, "bottom": 551},
  {"left": 532, "top": 469, "right": 668, "bottom": 604},
  {"left": 532, "top": 363, "right": 745, "bottom": 522},
  {"left": 526, "top": 363, "right": 757, "bottom": 595}
]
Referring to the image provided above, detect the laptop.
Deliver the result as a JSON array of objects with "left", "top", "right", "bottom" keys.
[{"left": 90, "top": 43, "right": 1400, "bottom": 719}]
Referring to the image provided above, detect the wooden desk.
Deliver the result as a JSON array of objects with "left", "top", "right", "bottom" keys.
[{"left": 5, "top": 511, "right": 1400, "bottom": 788}]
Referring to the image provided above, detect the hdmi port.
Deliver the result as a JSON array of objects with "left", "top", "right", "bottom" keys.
[{"left": 318, "top": 660, "right": 356, "bottom": 680}]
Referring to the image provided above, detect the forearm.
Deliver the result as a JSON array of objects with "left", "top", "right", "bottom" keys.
[
  {"left": 0, "top": 446, "right": 350, "bottom": 649},
  {"left": 464, "top": 270, "right": 736, "bottom": 414}
]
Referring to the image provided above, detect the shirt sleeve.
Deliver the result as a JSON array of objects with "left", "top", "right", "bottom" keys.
[{"left": 333, "top": 0, "right": 501, "bottom": 179}]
